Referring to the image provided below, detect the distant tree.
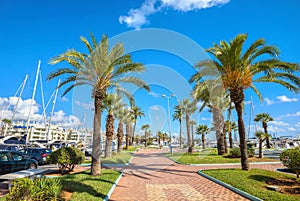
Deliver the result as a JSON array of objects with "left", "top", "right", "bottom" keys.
[
  {"left": 141, "top": 124, "right": 150, "bottom": 147},
  {"left": 130, "top": 106, "right": 144, "bottom": 146},
  {"left": 180, "top": 99, "right": 197, "bottom": 153},
  {"left": 196, "top": 124, "right": 210, "bottom": 149},
  {"left": 255, "top": 131, "right": 266, "bottom": 158},
  {"left": 254, "top": 113, "right": 273, "bottom": 149},
  {"left": 173, "top": 104, "right": 184, "bottom": 148},
  {"left": 190, "top": 120, "right": 197, "bottom": 147}
]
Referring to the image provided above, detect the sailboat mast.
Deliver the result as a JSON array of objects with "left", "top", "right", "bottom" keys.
[
  {"left": 11, "top": 74, "right": 28, "bottom": 122},
  {"left": 46, "top": 79, "right": 60, "bottom": 142},
  {"left": 26, "top": 60, "right": 41, "bottom": 135}
]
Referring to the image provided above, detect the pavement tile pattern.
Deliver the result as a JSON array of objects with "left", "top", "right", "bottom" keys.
[{"left": 109, "top": 148, "right": 284, "bottom": 201}]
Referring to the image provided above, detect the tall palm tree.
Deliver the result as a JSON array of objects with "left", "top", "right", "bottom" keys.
[
  {"left": 48, "top": 34, "right": 150, "bottom": 176},
  {"left": 130, "top": 106, "right": 144, "bottom": 146},
  {"left": 254, "top": 113, "right": 274, "bottom": 148},
  {"left": 199, "top": 34, "right": 300, "bottom": 170},
  {"left": 103, "top": 93, "right": 124, "bottom": 158},
  {"left": 180, "top": 99, "right": 197, "bottom": 153},
  {"left": 141, "top": 124, "right": 150, "bottom": 147},
  {"left": 173, "top": 104, "right": 184, "bottom": 148},
  {"left": 190, "top": 120, "right": 197, "bottom": 147},
  {"left": 124, "top": 109, "right": 133, "bottom": 150},
  {"left": 189, "top": 80, "right": 227, "bottom": 155},
  {"left": 115, "top": 106, "right": 127, "bottom": 153},
  {"left": 196, "top": 124, "right": 210, "bottom": 149}
]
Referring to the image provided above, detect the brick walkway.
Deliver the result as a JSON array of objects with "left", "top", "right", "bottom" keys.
[{"left": 110, "top": 148, "right": 285, "bottom": 201}]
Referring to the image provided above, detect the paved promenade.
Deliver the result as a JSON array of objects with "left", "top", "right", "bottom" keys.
[{"left": 110, "top": 148, "right": 285, "bottom": 201}]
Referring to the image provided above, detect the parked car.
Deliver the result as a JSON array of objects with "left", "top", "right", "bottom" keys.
[
  {"left": 18, "top": 148, "right": 52, "bottom": 165},
  {"left": 0, "top": 150, "right": 38, "bottom": 174},
  {"left": 0, "top": 144, "right": 19, "bottom": 152}
]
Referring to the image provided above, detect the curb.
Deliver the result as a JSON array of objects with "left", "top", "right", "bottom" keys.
[
  {"left": 197, "top": 170, "right": 262, "bottom": 201},
  {"left": 165, "top": 156, "right": 281, "bottom": 166},
  {"left": 103, "top": 172, "right": 123, "bottom": 201}
]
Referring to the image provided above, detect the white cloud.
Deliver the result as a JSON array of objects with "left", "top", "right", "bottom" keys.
[
  {"left": 75, "top": 101, "right": 94, "bottom": 110},
  {"left": 269, "top": 121, "right": 289, "bottom": 127},
  {"left": 0, "top": 96, "right": 80, "bottom": 129},
  {"left": 264, "top": 95, "right": 298, "bottom": 106},
  {"left": 277, "top": 111, "right": 300, "bottom": 120},
  {"left": 288, "top": 127, "right": 296, "bottom": 131},
  {"left": 200, "top": 117, "right": 210, "bottom": 121},
  {"left": 244, "top": 100, "right": 252, "bottom": 105},
  {"left": 264, "top": 98, "right": 275, "bottom": 105},
  {"left": 276, "top": 95, "right": 298, "bottom": 103},
  {"left": 51, "top": 110, "right": 81, "bottom": 128},
  {"left": 61, "top": 97, "right": 69, "bottom": 102},
  {"left": 267, "top": 125, "right": 286, "bottom": 133},
  {"left": 148, "top": 91, "right": 160, "bottom": 98},
  {"left": 120, "top": 0, "right": 230, "bottom": 29},
  {"left": 150, "top": 105, "right": 161, "bottom": 111},
  {"left": 296, "top": 122, "right": 300, "bottom": 128}
]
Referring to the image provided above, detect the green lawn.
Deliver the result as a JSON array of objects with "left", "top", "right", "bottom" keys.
[
  {"left": 202, "top": 169, "right": 299, "bottom": 201},
  {"left": 167, "top": 149, "right": 278, "bottom": 164},
  {"left": 84, "top": 150, "right": 134, "bottom": 164},
  {"left": 61, "top": 169, "right": 121, "bottom": 201}
]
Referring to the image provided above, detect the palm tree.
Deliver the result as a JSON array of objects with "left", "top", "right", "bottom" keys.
[
  {"left": 189, "top": 80, "right": 227, "bottom": 155},
  {"left": 200, "top": 34, "right": 300, "bottom": 170},
  {"left": 254, "top": 113, "right": 274, "bottom": 148},
  {"left": 196, "top": 124, "right": 210, "bottom": 149},
  {"left": 225, "top": 120, "right": 237, "bottom": 148},
  {"left": 2, "top": 118, "right": 12, "bottom": 136},
  {"left": 141, "top": 124, "right": 150, "bottom": 147},
  {"left": 180, "top": 99, "right": 197, "bottom": 153},
  {"left": 255, "top": 131, "right": 266, "bottom": 158},
  {"left": 115, "top": 106, "right": 126, "bottom": 153},
  {"left": 190, "top": 120, "right": 197, "bottom": 147},
  {"left": 173, "top": 104, "right": 184, "bottom": 148},
  {"left": 103, "top": 94, "right": 125, "bottom": 158},
  {"left": 48, "top": 34, "right": 150, "bottom": 176},
  {"left": 124, "top": 109, "right": 134, "bottom": 150},
  {"left": 130, "top": 106, "right": 144, "bottom": 146}
]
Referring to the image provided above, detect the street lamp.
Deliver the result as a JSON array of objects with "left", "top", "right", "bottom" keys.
[{"left": 162, "top": 93, "right": 175, "bottom": 153}]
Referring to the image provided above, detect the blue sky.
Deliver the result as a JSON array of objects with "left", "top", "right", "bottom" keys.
[{"left": 0, "top": 0, "right": 299, "bottom": 139}]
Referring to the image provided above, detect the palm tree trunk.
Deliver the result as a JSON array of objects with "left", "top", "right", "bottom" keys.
[
  {"left": 258, "top": 139, "right": 263, "bottom": 158},
  {"left": 229, "top": 131, "right": 233, "bottom": 148},
  {"left": 234, "top": 101, "right": 249, "bottom": 170},
  {"left": 212, "top": 108, "right": 225, "bottom": 155},
  {"left": 105, "top": 114, "right": 114, "bottom": 158},
  {"left": 117, "top": 120, "right": 123, "bottom": 153},
  {"left": 91, "top": 97, "right": 102, "bottom": 176},
  {"left": 224, "top": 126, "right": 228, "bottom": 153},
  {"left": 191, "top": 124, "right": 194, "bottom": 147},
  {"left": 202, "top": 133, "right": 205, "bottom": 149},
  {"left": 186, "top": 115, "right": 192, "bottom": 153},
  {"left": 179, "top": 119, "right": 182, "bottom": 148},
  {"left": 145, "top": 131, "right": 148, "bottom": 147},
  {"left": 263, "top": 122, "right": 271, "bottom": 148},
  {"left": 125, "top": 123, "right": 130, "bottom": 150},
  {"left": 131, "top": 121, "right": 136, "bottom": 146},
  {"left": 228, "top": 106, "right": 233, "bottom": 149}
]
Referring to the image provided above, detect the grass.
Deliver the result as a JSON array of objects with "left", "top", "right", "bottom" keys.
[
  {"left": 202, "top": 168, "right": 299, "bottom": 201},
  {"left": 84, "top": 150, "right": 134, "bottom": 165},
  {"left": 61, "top": 169, "right": 121, "bottom": 201},
  {"left": 167, "top": 149, "right": 278, "bottom": 164}
]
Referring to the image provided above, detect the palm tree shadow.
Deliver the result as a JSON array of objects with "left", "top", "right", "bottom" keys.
[{"left": 61, "top": 180, "right": 105, "bottom": 199}]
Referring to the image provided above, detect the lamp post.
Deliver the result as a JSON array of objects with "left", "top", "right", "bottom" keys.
[{"left": 162, "top": 93, "right": 175, "bottom": 153}]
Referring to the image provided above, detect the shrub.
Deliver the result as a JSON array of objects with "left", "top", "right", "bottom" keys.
[
  {"left": 6, "top": 177, "right": 62, "bottom": 201},
  {"left": 228, "top": 147, "right": 255, "bottom": 158},
  {"left": 47, "top": 147, "right": 85, "bottom": 174},
  {"left": 280, "top": 147, "right": 300, "bottom": 178}
]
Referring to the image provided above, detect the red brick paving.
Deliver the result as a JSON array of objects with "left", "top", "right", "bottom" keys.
[{"left": 110, "top": 149, "right": 284, "bottom": 201}]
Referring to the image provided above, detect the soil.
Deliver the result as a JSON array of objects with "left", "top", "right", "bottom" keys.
[{"left": 266, "top": 178, "right": 300, "bottom": 196}]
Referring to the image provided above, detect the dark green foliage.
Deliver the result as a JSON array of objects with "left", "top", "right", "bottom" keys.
[
  {"left": 6, "top": 177, "right": 62, "bottom": 201},
  {"left": 280, "top": 147, "right": 300, "bottom": 178},
  {"left": 47, "top": 147, "right": 85, "bottom": 174},
  {"left": 228, "top": 147, "right": 254, "bottom": 158}
]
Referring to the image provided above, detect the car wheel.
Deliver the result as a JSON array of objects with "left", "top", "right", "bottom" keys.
[{"left": 28, "top": 163, "right": 37, "bottom": 169}]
